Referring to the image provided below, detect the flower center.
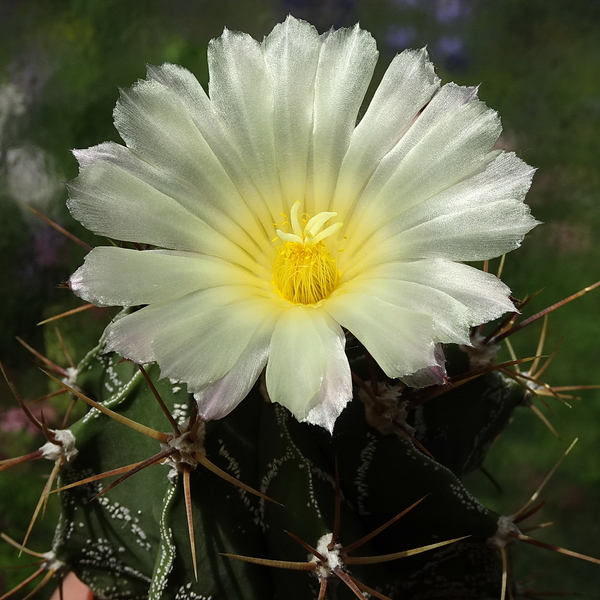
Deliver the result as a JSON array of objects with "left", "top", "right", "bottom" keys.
[{"left": 273, "top": 201, "right": 342, "bottom": 305}]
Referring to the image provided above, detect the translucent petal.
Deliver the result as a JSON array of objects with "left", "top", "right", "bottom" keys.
[
  {"left": 332, "top": 47, "right": 439, "bottom": 216},
  {"left": 208, "top": 28, "right": 283, "bottom": 222},
  {"left": 113, "top": 77, "right": 272, "bottom": 255},
  {"left": 401, "top": 344, "right": 447, "bottom": 387},
  {"left": 364, "top": 258, "right": 515, "bottom": 326},
  {"left": 340, "top": 276, "right": 472, "bottom": 344},
  {"left": 301, "top": 312, "right": 352, "bottom": 432},
  {"left": 410, "top": 151, "right": 535, "bottom": 217},
  {"left": 104, "top": 306, "right": 164, "bottom": 365},
  {"left": 195, "top": 308, "right": 351, "bottom": 427},
  {"left": 263, "top": 16, "right": 322, "bottom": 207},
  {"left": 266, "top": 306, "right": 329, "bottom": 420},
  {"left": 106, "top": 288, "right": 279, "bottom": 388},
  {"left": 325, "top": 292, "right": 437, "bottom": 378},
  {"left": 353, "top": 199, "right": 538, "bottom": 268},
  {"left": 266, "top": 307, "right": 323, "bottom": 414},
  {"left": 194, "top": 319, "right": 274, "bottom": 421},
  {"left": 344, "top": 83, "right": 496, "bottom": 249},
  {"left": 341, "top": 150, "right": 535, "bottom": 275},
  {"left": 146, "top": 63, "right": 276, "bottom": 232},
  {"left": 307, "top": 24, "right": 378, "bottom": 216},
  {"left": 154, "top": 294, "right": 277, "bottom": 389},
  {"left": 68, "top": 148, "right": 260, "bottom": 270},
  {"left": 70, "top": 246, "right": 269, "bottom": 307}
]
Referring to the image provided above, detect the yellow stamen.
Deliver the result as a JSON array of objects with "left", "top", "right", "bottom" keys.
[{"left": 273, "top": 201, "right": 341, "bottom": 305}]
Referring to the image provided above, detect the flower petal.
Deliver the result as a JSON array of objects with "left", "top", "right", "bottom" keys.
[
  {"left": 194, "top": 320, "right": 274, "bottom": 421},
  {"left": 339, "top": 276, "right": 472, "bottom": 344},
  {"left": 112, "top": 77, "right": 272, "bottom": 256},
  {"left": 208, "top": 27, "right": 283, "bottom": 222},
  {"left": 146, "top": 62, "right": 277, "bottom": 232},
  {"left": 68, "top": 145, "right": 262, "bottom": 270},
  {"left": 154, "top": 294, "right": 277, "bottom": 389},
  {"left": 70, "top": 246, "right": 269, "bottom": 307},
  {"left": 266, "top": 306, "right": 324, "bottom": 417},
  {"left": 401, "top": 344, "right": 447, "bottom": 387},
  {"left": 104, "top": 307, "right": 160, "bottom": 365},
  {"left": 265, "top": 306, "right": 351, "bottom": 428},
  {"left": 300, "top": 311, "right": 352, "bottom": 432},
  {"left": 263, "top": 16, "right": 322, "bottom": 207},
  {"left": 344, "top": 83, "right": 498, "bottom": 249},
  {"left": 364, "top": 258, "right": 516, "bottom": 326},
  {"left": 342, "top": 150, "right": 535, "bottom": 276},
  {"left": 363, "top": 198, "right": 537, "bottom": 265},
  {"left": 408, "top": 150, "right": 535, "bottom": 219},
  {"left": 106, "top": 288, "right": 280, "bottom": 388},
  {"left": 307, "top": 23, "right": 378, "bottom": 215},
  {"left": 325, "top": 292, "right": 437, "bottom": 379},
  {"left": 332, "top": 47, "right": 439, "bottom": 216}
]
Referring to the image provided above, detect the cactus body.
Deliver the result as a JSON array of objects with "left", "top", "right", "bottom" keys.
[{"left": 45, "top": 336, "right": 529, "bottom": 600}]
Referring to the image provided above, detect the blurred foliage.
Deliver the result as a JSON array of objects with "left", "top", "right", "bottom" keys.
[{"left": 0, "top": 0, "right": 599, "bottom": 596}]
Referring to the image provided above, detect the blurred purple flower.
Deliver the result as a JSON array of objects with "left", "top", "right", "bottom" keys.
[
  {"left": 435, "top": 35, "right": 469, "bottom": 70},
  {"left": 391, "top": 0, "right": 420, "bottom": 7},
  {"left": 435, "top": 0, "right": 470, "bottom": 23},
  {"left": 386, "top": 25, "right": 417, "bottom": 51},
  {"left": 33, "top": 224, "right": 66, "bottom": 269},
  {"left": 8, "top": 50, "right": 54, "bottom": 102},
  {"left": 0, "top": 406, "right": 55, "bottom": 434}
]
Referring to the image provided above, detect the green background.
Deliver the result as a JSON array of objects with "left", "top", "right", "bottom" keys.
[{"left": 0, "top": 0, "right": 599, "bottom": 596}]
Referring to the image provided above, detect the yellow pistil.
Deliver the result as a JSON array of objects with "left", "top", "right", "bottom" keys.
[{"left": 273, "top": 201, "right": 342, "bottom": 305}]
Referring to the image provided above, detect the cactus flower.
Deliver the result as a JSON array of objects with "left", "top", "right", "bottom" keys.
[{"left": 68, "top": 16, "right": 537, "bottom": 431}]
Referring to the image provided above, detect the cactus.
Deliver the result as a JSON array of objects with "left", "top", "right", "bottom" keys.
[
  {"left": 2, "top": 17, "right": 600, "bottom": 600},
  {"left": 3, "top": 288, "right": 600, "bottom": 599}
]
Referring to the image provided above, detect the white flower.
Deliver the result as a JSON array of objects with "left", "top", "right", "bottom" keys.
[{"left": 68, "top": 16, "right": 537, "bottom": 432}]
